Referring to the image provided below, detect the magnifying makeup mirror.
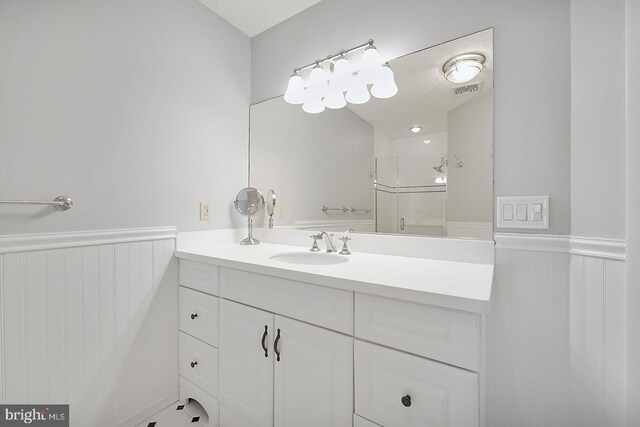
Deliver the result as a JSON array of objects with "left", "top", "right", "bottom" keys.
[
  {"left": 266, "top": 189, "right": 276, "bottom": 229},
  {"left": 234, "top": 187, "right": 264, "bottom": 245}
]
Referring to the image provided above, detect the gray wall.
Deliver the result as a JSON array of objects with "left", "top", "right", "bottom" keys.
[
  {"left": 251, "top": 0, "right": 571, "bottom": 235},
  {"left": 447, "top": 91, "right": 493, "bottom": 223},
  {"left": 626, "top": 0, "right": 639, "bottom": 424},
  {"left": 0, "top": 0, "right": 250, "bottom": 235},
  {"left": 250, "top": 97, "right": 374, "bottom": 227},
  {"left": 571, "top": 0, "right": 627, "bottom": 239}
]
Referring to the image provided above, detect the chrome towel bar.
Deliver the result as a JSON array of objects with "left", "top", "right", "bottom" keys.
[{"left": 0, "top": 196, "right": 73, "bottom": 211}]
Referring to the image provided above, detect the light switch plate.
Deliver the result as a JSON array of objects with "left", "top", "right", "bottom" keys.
[{"left": 497, "top": 196, "right": 549, "bottom": 229}]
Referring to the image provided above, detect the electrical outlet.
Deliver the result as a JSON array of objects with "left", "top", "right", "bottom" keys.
[
  {"left": 200, "top": 201, "right": 210, "bottom": 221},
  {"left": 279, "top": 205, "right": 285, "bottom": 219}
]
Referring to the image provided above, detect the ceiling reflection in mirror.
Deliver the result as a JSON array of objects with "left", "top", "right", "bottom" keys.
[{"left": 250, "top": 29, "right": 493, "bottom": 239}]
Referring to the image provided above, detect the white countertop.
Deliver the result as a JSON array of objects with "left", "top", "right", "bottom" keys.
[{"left": 175, "top": 240, "right": 494, "bottom": 314}]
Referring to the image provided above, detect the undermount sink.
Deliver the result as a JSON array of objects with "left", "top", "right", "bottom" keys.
[{"left": 270, "top": 252, "right": 349, "bottom": 265}]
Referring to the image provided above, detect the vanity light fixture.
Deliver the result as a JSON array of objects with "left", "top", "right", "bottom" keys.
[
  {"left": 283, "top": 40, "right": 397, "bottom": 113},
  {"left": 410, "top": 126, "right": 422, "bottom": 133},
  {"left": 442, "top": 53, "right": 486, "bottom": 84}
]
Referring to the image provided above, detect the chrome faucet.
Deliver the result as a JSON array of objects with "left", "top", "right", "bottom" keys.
[{"left": 317, "top": 231, "right": 337, "bottom": 253}]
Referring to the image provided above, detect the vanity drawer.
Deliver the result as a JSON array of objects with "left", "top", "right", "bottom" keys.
[
  {"left": 179, "top": 332, "right": 219, "bottom": 398},
  {"left": 180, "top": 260, "right": 220, "bottom": 295},
  {"left": 180, "top": 286, "right": 219, "bottom": 346},
  {"left": 354, "top": 340, "right": 478, "bottom": 427},
  {"left": 220, "top": 268, "right": 353, "bottom": 334},
  {"left": 355, "top": 293, "right": 480, "bottom": 371}
]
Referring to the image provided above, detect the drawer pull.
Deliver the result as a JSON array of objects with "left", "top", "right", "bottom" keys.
[
  {"left": 401, "top": 395, "right": 412, "bottom": 407},
  {"left": 190, "top": 313, "right": 198, "bottom": 320},
  {"left": 274, "top": 328, "right": 281, "bottom": 362},
  {"left": 261, "top": 325, "right": 269, "bottom": 357},
  {"left": 190, "top": 361, "right": 198, "bottom": 368}
]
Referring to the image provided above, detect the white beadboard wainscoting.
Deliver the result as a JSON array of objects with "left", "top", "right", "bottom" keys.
[
  {"left": 0, "top": 227, "right": 179, "bottom": 427},
  {"left": 0, "top": 227, "right": 628, "bottom": 427},
  {"left": 491, "top": 234, "right": 626, "bottom": 427}
]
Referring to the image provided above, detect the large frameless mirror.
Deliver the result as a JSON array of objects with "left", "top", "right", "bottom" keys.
[{"left": 249, "top": 29, "right": 493, "bottom": 239}]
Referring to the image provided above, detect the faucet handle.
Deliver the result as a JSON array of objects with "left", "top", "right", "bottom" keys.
[
  {"left": 339, "top": 236, "right": 351, "bottom": 255},
  {"left": 309, "top": 234, "right": 321, "bottom": 252}
]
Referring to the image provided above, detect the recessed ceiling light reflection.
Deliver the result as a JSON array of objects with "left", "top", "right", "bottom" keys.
[{"left": 409, "top": 126, "right": 422, "bottom": 133}]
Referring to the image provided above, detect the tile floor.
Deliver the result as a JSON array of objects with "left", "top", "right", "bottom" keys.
[{"left": 136, "top": 401, "right": 208, "bottom": 427}]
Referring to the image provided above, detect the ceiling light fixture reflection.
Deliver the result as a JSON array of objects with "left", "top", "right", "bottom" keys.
[
  {"left": 410, "top": 126, "right": 422, "bottom": 133},
  {"left": 442, "top": 53, "right": 486, "bottom": 84},
  {"left": 283, "top": 39, "right": 397, "bottom": 113},
  {"left": 423, "top": 140, "right": 432, "bottom": 144}
]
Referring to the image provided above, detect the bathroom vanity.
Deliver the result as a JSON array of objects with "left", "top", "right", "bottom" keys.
[{"left": 174, "top": 229, "right": 494, "bottom": 427}]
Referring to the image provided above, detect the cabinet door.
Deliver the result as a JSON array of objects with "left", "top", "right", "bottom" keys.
[
  {"left": 219, "top": 300, "right": 274, "bottom": 427},
  {"left": 274, "top": 316, "right": 353, "bottom": 427}
]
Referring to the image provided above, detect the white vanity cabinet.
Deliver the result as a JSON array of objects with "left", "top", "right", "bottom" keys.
[
  {"left": 177, "top": 259, "right": 486, "bottom": 427},
  {"left": 218, "top": 297, "right": 353, "bottom": 427}
]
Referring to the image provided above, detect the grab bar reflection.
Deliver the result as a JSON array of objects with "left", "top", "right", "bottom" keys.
[{"left": 322, "top": 205, "right": 371, "bottom": 214}]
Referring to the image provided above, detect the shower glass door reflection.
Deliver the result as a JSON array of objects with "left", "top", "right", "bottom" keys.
[{"left": 375, "top": 154, "right": 447, "bottom": 235}]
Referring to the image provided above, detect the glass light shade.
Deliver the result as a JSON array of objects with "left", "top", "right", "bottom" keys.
[
  {"left": 328, "top": 57, "right": 355, "bottom": 92},
  {"left": 302, "top": 96, "right": 325, "bottom": 114},
  {"left": 358, "top": 47, "right": 385, "bottom": 84},
  {"left": 323, "top": 90, "right": 347, "bottom": 109},
  {"left": 444, "top": 59, "right": 483, "bottom": 83},
  {"left": 360, "top": 46, "right": 383, "bottom": 68},
  {"left": 345, "top": 82, "right": 370, "bottom": 104},
  {"left": 283, "top": 74, "right": 306, "bottom": 104},
  {"left": 307, "top": 66, "right": 330, "bottom": 98},
  {"left": 358, "top": 67, "right": 385, "bottom": 85},
  {"left": 371, "top": 65, "right": 398, "bottom": 99}
]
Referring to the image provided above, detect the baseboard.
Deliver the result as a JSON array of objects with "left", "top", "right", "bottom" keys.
[{"left": 113, "top": 390, "right": 180, "bottom": 427}]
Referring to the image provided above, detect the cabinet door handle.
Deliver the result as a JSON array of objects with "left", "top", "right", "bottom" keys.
[
  {"left": 274, "top": 328, "right": 281, "bottom": 362},
  {"left": 190, "top": 361, "right": 198, "bottom": 368},
  {"left": 261, "top": 325, "right": 268, "bottom": 357},
  {"left": 401, "top": 395, "right": 412, "bottom": 407},
  {"left": 190, "top": 313, "right": 198, "bottom": 320}
]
